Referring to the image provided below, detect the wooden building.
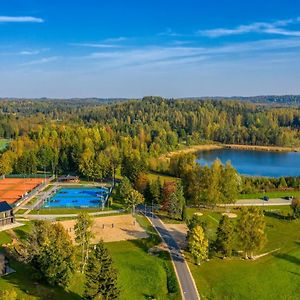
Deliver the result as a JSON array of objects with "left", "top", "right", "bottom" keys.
[{"left": 0, "top": 201, "right": 14, "bottom": 227}]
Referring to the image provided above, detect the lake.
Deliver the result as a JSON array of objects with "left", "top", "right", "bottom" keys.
[{"left": 196, "top": 148, "right": 300, "bottom": 177}]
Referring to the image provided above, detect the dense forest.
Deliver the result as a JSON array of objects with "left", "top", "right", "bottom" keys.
[
  {"left": 1, "top": 96, "right": 300, "bottom": 204},
  {"left": 1, "top": 96, "right": 300, "bottom": 177}
]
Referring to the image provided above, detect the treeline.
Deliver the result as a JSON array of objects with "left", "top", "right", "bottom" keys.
[{"left": 1, "top": 97, "right": 300, "bottom": 147}]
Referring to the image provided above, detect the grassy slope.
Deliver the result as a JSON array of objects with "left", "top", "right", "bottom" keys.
[
  {"left": 187, "top": 206, "right": 300, "bottom": 300},
  {"left": 0, "top": 216, "right": 180, "bottom": 300}
]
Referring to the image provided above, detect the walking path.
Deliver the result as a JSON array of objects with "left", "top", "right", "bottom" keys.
[
  {"left": 16, "top": 209, "right": 125, "bottom": 220},
  {"left": 142, "top": 209, "right": 200, "bottom": 300}
]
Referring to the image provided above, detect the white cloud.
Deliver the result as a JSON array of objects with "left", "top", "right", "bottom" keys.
[
  {"left": 21, "top": 56, "right": 58, "bottom": 66},
  {"left": 70, "top": 43, "right": 123, "bottom": 48},
  {"left": 199, "top": 17, "right": 300, "bottom": 37},
  {"left": 0, "top": 16, "right": 44, "bottom": 23},
  {"left": 83, "top": 37, "right": 300, "bottom": 69},
  {"left": 19, "top": 50, "right": 41, "bottom": 55}
]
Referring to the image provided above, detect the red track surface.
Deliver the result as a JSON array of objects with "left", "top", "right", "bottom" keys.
[{"left": 0, "top": 178, "right": 44, "bottom": 204}]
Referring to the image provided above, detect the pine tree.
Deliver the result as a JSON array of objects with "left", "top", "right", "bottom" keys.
[
  {"left": 83, "top": 241, "right": 119, "bottom": 300},
  {"left": 188, "top": 225, "right": 208, "bottom": 265},
  {"left": 215, "top": 215, "right": 234, "bottom": 257}
]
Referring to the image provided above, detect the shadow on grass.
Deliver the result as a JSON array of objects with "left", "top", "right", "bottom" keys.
[
  {"left": 13, "top": 228, "right": 30, "bottom": 241},
  {"left": 264, "top": 211, "right": 292, "bottom": 220},
  {"left": 273, "top": 253, "right": 300, "bottom": 266},
  {"left": 2, "top": 259, "right": 81, "bottom": 300}
]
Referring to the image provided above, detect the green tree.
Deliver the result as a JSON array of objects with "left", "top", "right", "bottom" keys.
[
  {"left": 124, "top": 188, "right": 144, "bottom": 214},
  {"left": 188, "top": 225, "right": 208, "bottom": 265},
  {"left": 83, "top": 241, "right": 119, "bottom": 300},
  {"left": 24, "top": 220, "right": 76, "bottom": 286},
  {"left": 278, "top": 177, "right": 288, "bottom": 190},
  {"left": 74, "top": 212, "right": 94, "bottom": 273},
  {"left": 236, "top": 207, "right": 266, "bottom": 259},
  {"left": 118, "top": 176, "right": 132, "bottom": 200},
  {"left": 221, "top": 162, "right": 240, "bottom": 203},
  {"left": 291, "top": 197, "right": 300, "bottom": 218},
  {"left": 215, "top": 215, "right": 235, "bottom": 257}
]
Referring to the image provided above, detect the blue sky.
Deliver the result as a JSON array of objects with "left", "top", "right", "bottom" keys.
[{"left": 1, "top": 0, "right": 300, "bottom": 98}]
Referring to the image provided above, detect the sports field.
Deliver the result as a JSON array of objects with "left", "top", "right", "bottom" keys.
[{"left": 0, "top": 178, "right": 45, "bottom": 204}]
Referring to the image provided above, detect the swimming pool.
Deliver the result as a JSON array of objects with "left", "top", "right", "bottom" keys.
[{"left": 42, "top": 187, "right": 110, "bottom": 208}]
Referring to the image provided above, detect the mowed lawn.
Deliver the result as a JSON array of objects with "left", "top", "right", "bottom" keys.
[
  {"left": 0, "top": 216, "right": 180, "bottom": 300},
  {"left": 187, "top": 206, "right": 300, "bottom": 300}
]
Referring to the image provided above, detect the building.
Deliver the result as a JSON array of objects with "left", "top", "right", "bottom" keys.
[
  {"left": 58, "top": 175, "right": 79, "bottom": 183},
  {"left": 0, "top": 201, "right": 14, "bottom": 227}
]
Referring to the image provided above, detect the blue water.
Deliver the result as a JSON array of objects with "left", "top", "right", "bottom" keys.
[
  {"left": 43, "top": 187, "right": 110, "bottom": 208},
  {"left": 196, "top": 149, "right": 300, "bottom": 177}
]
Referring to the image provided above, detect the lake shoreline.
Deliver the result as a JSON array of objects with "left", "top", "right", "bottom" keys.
[{"left": 163, "top": 143, "right": 300, "bottom": 158}]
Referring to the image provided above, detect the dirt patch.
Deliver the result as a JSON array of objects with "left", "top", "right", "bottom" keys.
[
  {"left": 224, "top": 144, "right": 300, "bottom": 152},
  {"left": 59, "top": 214, "right": 148, "bottom": 243},
  {"left": 222, "top": 212, "right": 237, "bottom": 218},
  {"left": 163, "top": 223, "right": 188, "bottom": 249}
]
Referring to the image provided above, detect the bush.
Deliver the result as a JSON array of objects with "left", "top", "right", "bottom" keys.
[{"left": 164, "top": 262, "right": 178, "bottom": 294}]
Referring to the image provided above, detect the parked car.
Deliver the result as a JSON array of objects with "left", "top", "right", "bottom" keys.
[
  {"left": 263, "top": 196, "right": 269, "bottom": 201},
  {"left": 285, "top": 196, "right": 294, "bottom": 200}
]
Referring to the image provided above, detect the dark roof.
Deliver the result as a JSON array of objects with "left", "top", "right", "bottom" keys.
[{"left": 0, "top": 201, "right": 12, "bottom": 212}]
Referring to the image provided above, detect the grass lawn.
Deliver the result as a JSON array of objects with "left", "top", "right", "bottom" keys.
[
  {"left": 187, "top": 206, "right": 300, "bottom": 300},
  {"left": 238, "top": 190, "right": 300, "bottom": 199},
  {"left": 0, "top": 216, "right": 181, "bottom": 300}
]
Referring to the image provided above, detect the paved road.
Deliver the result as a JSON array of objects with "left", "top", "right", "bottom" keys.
[
  {"left": 143, "top": 210, "right": 200, "bottom": 300},
  {"left": 221, "top": 198, "right": 292, "bottom": 207}
]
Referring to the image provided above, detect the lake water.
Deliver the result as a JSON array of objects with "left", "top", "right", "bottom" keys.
[{"left": 196, "top": 149, "right": 300, "bottom": 177}]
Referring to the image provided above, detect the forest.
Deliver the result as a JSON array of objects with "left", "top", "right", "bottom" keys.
[{"left": 1, "top": 97, "right": 300, "bottom": 205}]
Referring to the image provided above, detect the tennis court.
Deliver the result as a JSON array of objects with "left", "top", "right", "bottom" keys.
[
  {"left": 0, "top": 177, "right": 45, "bottom": 204},
  {"left": 42, "top": 187, "right": 110, "bottom": 208}
]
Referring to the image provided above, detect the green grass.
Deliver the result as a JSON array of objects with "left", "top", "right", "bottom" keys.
[
  {"left": 0, "top": 215, "right": 181, "bottom": 300},
  {"left": 187, "top": 206, "right": 300, "bottom": 300},
  {"left": 238, "top": 190, "right": 300, "bottom": 199}
]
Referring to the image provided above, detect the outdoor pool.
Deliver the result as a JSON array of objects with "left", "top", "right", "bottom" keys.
[{"left": 42, "top": 187, "right": 110, "bottom": 208}]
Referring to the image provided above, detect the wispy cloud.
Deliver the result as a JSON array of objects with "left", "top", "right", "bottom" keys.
[
  {"left": 0, "top": 16, "right": 44, "bottom": 23},
  {"left": 19, "top": 50, "right": 41, "bottom": 55},
  {"left": 83, "top": 37, "right": 300, "bottom": 69},
  {"left": 70, "top": 43, "right": 123, "bottom": 48},
  {"left": 21, "top": 56, "right": 58, "bottom": 66},
  {"left": 157, "top": 28, "right": 184, "bottom": 37},
  {"left": 199, "top": 17, "right": 300, "bottom": 37},
  {"left": 70, "top": 37, "right": 128, "bottom": 49}
]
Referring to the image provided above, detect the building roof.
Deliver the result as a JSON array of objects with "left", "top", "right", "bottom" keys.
[{"left": 0, "top": 201, "right": 12, "bottom": 213}]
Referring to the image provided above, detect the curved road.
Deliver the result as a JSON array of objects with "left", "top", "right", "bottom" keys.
[{"left": 143, "top": 210, "right": 200, "bottom": 300}]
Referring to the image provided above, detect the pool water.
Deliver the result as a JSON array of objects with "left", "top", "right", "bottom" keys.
[{"left": 43, "top": 187, "right": 110, "bottom": 208}]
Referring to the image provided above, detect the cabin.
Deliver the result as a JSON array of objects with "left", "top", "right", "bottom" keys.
[
  {"left": 0, "top": 201, "right": 14, "bottom": 227},
  {"left": 58, "top": 175, "right": 80, "bottom": 183}
]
